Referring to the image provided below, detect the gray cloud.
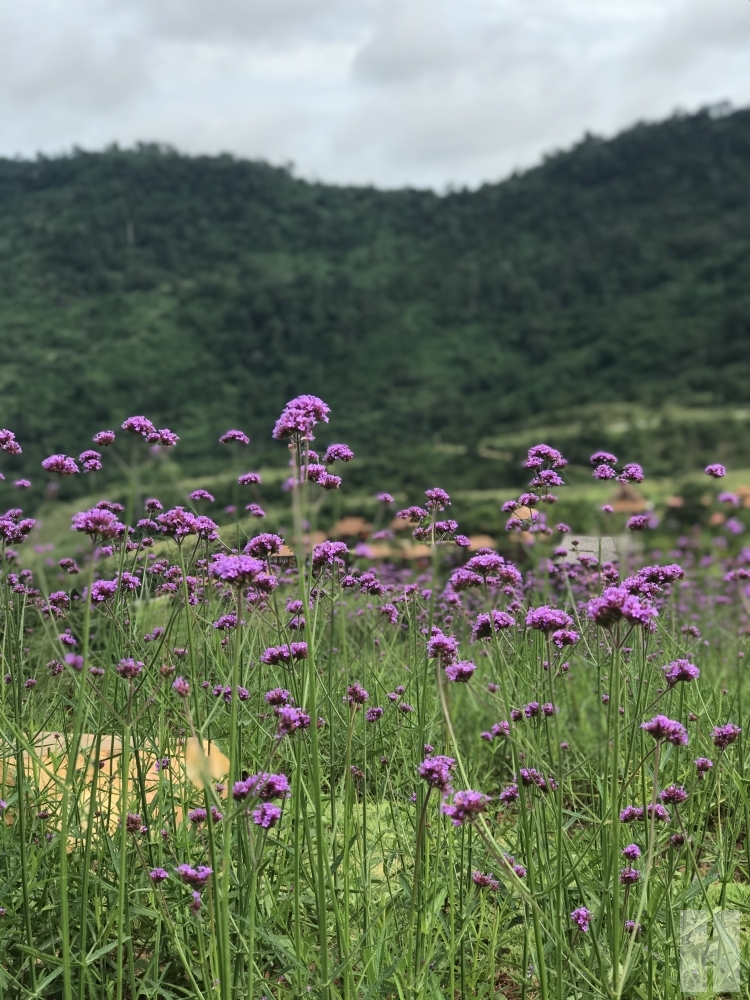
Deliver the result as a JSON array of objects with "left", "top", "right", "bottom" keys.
[{"left": 1, "top": 0, "right": 748, "bottom": 188}]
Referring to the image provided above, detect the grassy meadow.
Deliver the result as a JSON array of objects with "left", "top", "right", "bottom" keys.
[{"left": 0, "top": 398, "right": 749, "bottom": 1000}]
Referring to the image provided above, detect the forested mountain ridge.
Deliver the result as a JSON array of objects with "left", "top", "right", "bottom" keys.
[{"left": 2, "top": 105, "right": 750, "bottom": 500}]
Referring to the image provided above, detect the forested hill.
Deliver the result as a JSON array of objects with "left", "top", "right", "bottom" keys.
[{"left": 2, "top": 105, "right": 750, "bottom": 497}]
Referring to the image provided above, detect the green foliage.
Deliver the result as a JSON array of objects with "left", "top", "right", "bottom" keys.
[{"left": 2, "top": 108, "right": 750, "bottom": 501}]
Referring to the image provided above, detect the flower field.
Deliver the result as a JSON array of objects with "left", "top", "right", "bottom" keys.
[{"left": 0, "top": 396, "right": 749, "bottom": 999}]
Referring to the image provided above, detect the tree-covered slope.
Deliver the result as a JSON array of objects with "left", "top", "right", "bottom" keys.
[{"left": 2, "top": 106, "right": 750, "bottom": 496}]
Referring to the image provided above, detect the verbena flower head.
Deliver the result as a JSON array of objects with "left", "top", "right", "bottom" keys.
[
  {"left": 622, "top": 843, "right": 641, "bottom": 861},
  {"left": 276, "top": 705, "right": 311, "bottom": 736},
  {"left": 659, "top": 784, "right": 688, "bottom": 804},
  {"left": 261, "top": 643, "right": 308, "bottom": 665},
  {"left": 590, "top": 451, "right": 617, "bottom": 465},
  {"left": 324, "top": 443, "right": 354, "bottom": 463},
  {"left": 265, "top": 687, "right": 292, "bottom": 706},
  {"left": 593, "top": 464, "right": 617, "bottom": 480},
  {"left": 238, "top": 472, "right": 261, "bottom": 485},
  {"left": 427, "top": 628, "right": 459, "bottom": 663},
  {"left": 253, "top": 803, "right": 282, "bottom": 828},
  {"left": 79, "top": 450, "right": 102, "bottom": 473},
  {"left": 626, "top": 515, "right": 649, "bottom": 531},
  {"left": 175, "top": 864, "right": 213, "bottom": 887},
  {"left": 471, "top": 610, "right": 515, "bottom": 641},
  {"left": 273, "top": 395, "right": 330, "bottom": 440},
  {"left": 526, "top": 444, "right": 566, "bottom": 470},
  {"left": 619, "top": 867, "right": 641, "bottom": 885},
  {"left": 586, "top": 586, "right": 657, "bottom": 630},
  {"left": 209, "top": 554, "right": 265, "bottom": 587},
  {"left": 441, "top": 790, "right": 489, "bottom": 825},
  {"left": 42, "top": 454, "right": 79, "bottom": 475},
  {"left": 705, "top": 463, "right": 726, "bottom": 478},
  {"left": 376, "top": 492, "right": 394, "bottom": 503},
  {"left": 712, "top": 723, "right": 741, "bottom": 749},
  {"left": 366, "top": 706, "right": 384, "bottom": 722},
  {"left": 641, "top": 714, "right": 688, "bottom": 746},
  {"left": 347, "top": 683, "right": 369, "bottom": 706},
  {"left": 419, "top": 755, "right": 456, "bottom": 794},
  {"left": 445, "top": 660, "right": 476, "bottom": 683},
  {"left": 424, "top": 487, "right": 451, "bottom": 510},
  {"left": 552, "top": 628, "right": 579, "bottom": 648},
  {"left": 122, "top": 416, "right": 155, "bottom": 437},
  {"left": 93, "top": 430, "right": 116, "bottom": 446},
  {"left": 244, "top": 533, "right": 283, "bottom": 558},
  {"left": 663, "top": 659, "right": 700, "bottom": 686},
  {"left": 246, "top": 504, "right": 265, "bottom": 517},
  {"left": 0, "top": 429, "right": 22, "bottom": 454},
  {"left": 149, "top": 868, "right": 168, "bottom": 882},
  {"left": 526, "top": 606, "right": 573, "bottom": 632},
  {"left": 695, "top": 757, "right": 713, "bottom": 777},
  {"left": 312, "top": 540, "right": 348, "bottom": 571},
  {"left": 189, "top": 489, "right": 214, "bottom": 502},
  {"left": 619, "top": 463, "right": 644, "bottom": 484},
  {"left": 245, "top": 772, "right": 291, "bottom": 801},
  {"left": 449, "top": 568, "right": 483, "bottom": 591},
  {"left": 14, "top": 479, "right": 31, "bottom": 488},
  {"left": 172, "top": 676, "right": 190, "bottom": 698},
  {"left": 219, "top": 429, "right": 250, "bottom": 445},
  {"left": 116, "top": 658, "right": 144, "bottom": 680},
  {"left": 397, "top": 506, "right": 429, "bottom": 524},
  {"left": 570, "top": 907, "right": 591, "bottom": 932}
]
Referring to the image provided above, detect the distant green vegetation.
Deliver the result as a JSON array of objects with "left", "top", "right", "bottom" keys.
[{"left": 2, "top": 106, "right": 750, "bottom": 510}]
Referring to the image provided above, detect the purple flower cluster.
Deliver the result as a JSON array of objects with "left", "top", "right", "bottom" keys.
[
  {"left": 586, "top": 586, "right": 657, "bottom": 630},
  {"left": 526, "top": 606, "right": 573, "bottom": 632},
  {"left": 273, "top": 395, "right": 330, "bottom": 441},
  {"left": 471, "top": 610, "right": 515, "bottom": 641},
  {"left": 42, "top": 454, "right": 79, "bottom": 476},
  {"left": 641, "top": 715, "right": 689, "bottom": 746},
  {"left": 418, "top": 755, "right": 456, "bottom": 793},
  {"left": 426, "top": 628, "right": 459, "bottom": 663},
  {"left": 261, "top": 642, "right": 308, "bottom": 665},
  {"left": 441, "top": 790, "right": 489, "bottom": 825},
  {"left": 209, "top": 554, "right": 265, "bottom": 587}
]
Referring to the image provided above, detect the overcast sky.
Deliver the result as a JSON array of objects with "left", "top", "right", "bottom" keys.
[{"left": 2, "top": 0, "right": 749, "bottom": 189}]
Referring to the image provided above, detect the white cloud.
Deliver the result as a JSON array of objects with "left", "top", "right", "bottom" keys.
[{"left": 1, "top": 0, "right": 748, "bottom": 187}]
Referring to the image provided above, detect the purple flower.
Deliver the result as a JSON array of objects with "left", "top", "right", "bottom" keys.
[
  {"left": 620, "top": 805, "right": 644, "bottom": 823},
  {"left": 626, "top": 515, "right": 649, "bottom": 532},
  {"left": 261, "top": 643, "right": 308, "bottom": 666},
  {"left": 525, "top": 606, "right": 573, "bottom": 632},
  {"left": 188, "top": 808, "right": 208, "bottom": 824},
  {"left": 498, "top": 783, "right": 519, "bottom": 803},
  {"left": 445, "top": 660, "right": 476, "bottom": 683},
  {"left": 246, "top": 504, "right": 266, "bottom": 518},
  {"left": 641, "top": 715, "right": 688, "bottom": 746},
  {"left": 311, "top": 540, "right": 348, "bottom": 570},
  {"left": 712, "top": 723, "right": 741, "bottom": 749},
  {"left": 324, "top": 443, "right": 354, "bottom": 463},
  {"left": 419, "top": 755, "right": 456, "bottom": 794},
  {"left": 659, "top": 784, "right": 688, "bottom": 805},
  {"left": 175, "top": 864, "right": 213, "bottom": 887},
  {"left": 238, "top": 472, "right": 261, "bottom": 485},
  {"left": 622, "top": 843, "right": 641, "bottom": 861},
  {"left": 441, "top": 790, "right": 489, "bottom": 825},
  {"left": 0, "top": 429, "right": 22, "bottom": 454},
  {"left": 619, "top": 463, "right": 644, "bottom": 484},
  {"left": 209, "top": 554, "right": 265, "bottom": 587},
  {"left": 376, "top": 492, "right": 394, "bottom": 503},
  {"left": 396, "top": 506, "right": 429, "bottom": 524},
  {"left": 245, "top": 773, "right": 291, "bottom": 801},
  {"left": 149, "top": 868, "right": 168, "bottom": 882},
  {"left": 602, "top": 504, "right": 614, "bottom": 513},
  {"left": 219, "top": 429, "right": 250, "bottom": 445},
  {"left": 593, "top": 464, "right": 617, "bottom": 480},
  {"left": 590, "top": 451, "right": 617, "bottom": 465},
  {"left": 471, "top": 610, "right": 515, "bottom": 641},
  {"left": 253, "top": 803, "right": 282, "bottom": 828},
  {"left": 705, "top": 463, "right": 726, "bottom": 478},
  {"left": 398, "top": 702, "right": 414, "bottom": 713},
  {"left": 619, "top": 867, "right": 641, "bottom": 886},
  {"left": 59, "top": 558, "right": 80, "bottom": 574},
  {"left": 663, "top": 659, "right": 700, "bottom": 686},
  {"left": 526, "top": 444, "right": 566, "bottom": 469},
  {"left": 366, "top": 706, "right": 384, "bottom": 722},
  {"left": 189, "top": 891, "right": 201, "bottom": 913},
  {"left": 14, "top": 479, "right": 31, "bottom": 489},
  {"left": 570, "top": 907, "right": 591, "bottom": 932},
  {"left": 244, "top": 533, "right": 284, "bottom": 558},
  {"left": 530, "top": 469, "right": 564, "bottom": 488},
  {"left": 145, "top": 498, "right": 163, "bottom": 512},
  {"left": 694, "top": 757, "right": 713, "bottom": 778},
  {"left": 276, "top": 706, "right": 311, "bottom": 736},
  {"left": 116, "top": 658, "right": 144, "bottom": 680},
  {"left": 122, "top": 415, "right": 156, "bottom": 436},
  {"left": 125, "top": 813, "right": 142, "bottom": 833},
  {"left": 42, "top": 454, "right": 79, "bottom": 475},
  {"left": 347, "top": 683, "right": 369, "bottom": 706},
  {"left": 379, "top": 603, "right": 399, "bottom": 625},
  {"left": 424, "top": 487, "right": 451, "bottom": 510},
  {"left": 172, "top": 676, "right": 190, "bottom": 698},
  {"left": 272, "top": 395, "right": 330, "bottom": 440},
  {"left": 189, "top": 489, "right": 214, "bottom": 502},
  {"left": 472, "top": 871, "right": 496, "bottom": 888},
  {"left": 449, "top": 568, "right": 483, "bottom": 591},
  {"left": 552, "top": 628, "right": 579, "bottom": 648},
  {"left": 586, "top": 586, "right": 657, "bottom": 630},
  {"left": 265, "top": 687, "right": 292, "bottom": 706},
  {"left": 92, "top": 430, "right": 115, "bottom": 446},
  {"left": 426, "top": 628, "right": 459, "bottom": 662}
]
